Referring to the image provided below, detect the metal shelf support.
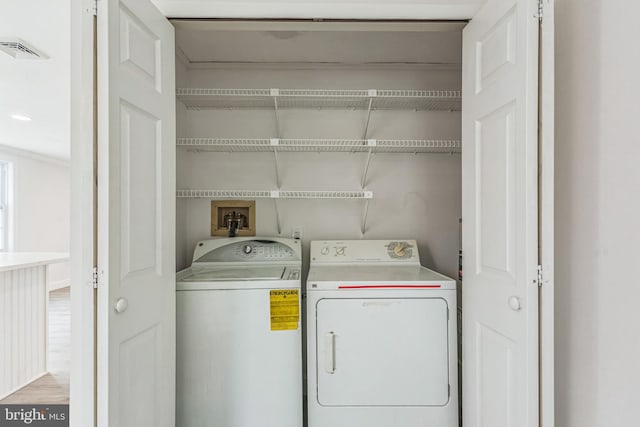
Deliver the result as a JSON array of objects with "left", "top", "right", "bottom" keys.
[
  {"left": 361, "top": 140, "right": 376, "bottom": 188},
  {"left": 271, "top": 139, "right": 282, "bottom": 188},
  {"left": 272, "top": 88, "right": 281, "bottom": 137},
  {"left": 272, "top": 89, "right": 283, "bottom": 196},
  {"left": 362, "top": 90, "right": 377, "bottom": 139},
  {"left": 361, "top": 192, "right": 374, "bottom": 234},
  {"left": 273, "top": 197, "right": 282, "bottom": 235}
]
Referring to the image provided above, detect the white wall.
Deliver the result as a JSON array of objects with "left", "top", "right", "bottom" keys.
[
  {"left": 0, "top": 147, "right": 70, "bottom": 289},
  {"left": 555, "top": 0, "right": 640, "bottom": 425},
  {"left": 176, "top": 67, "right": 462, "bottom": 281}
]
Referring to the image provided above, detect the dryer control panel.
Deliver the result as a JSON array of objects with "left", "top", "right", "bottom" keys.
[{"left": 310, "top": 240, "right": 420, "bottom": 265}]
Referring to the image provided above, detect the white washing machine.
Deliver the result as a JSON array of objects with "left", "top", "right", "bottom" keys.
[
  {"left": 176, "top": 237, "right": 302, "bottom": 427},
  {"left": 306, "top": 240, "right": 458, "bottom": 427}
]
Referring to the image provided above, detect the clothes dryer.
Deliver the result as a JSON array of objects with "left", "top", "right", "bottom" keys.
[{"left": 306, "top": 240, "right": 457, "bottom": 427}]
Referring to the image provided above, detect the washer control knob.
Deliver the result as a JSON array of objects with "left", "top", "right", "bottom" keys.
[
  {"left": 321, "top": 246, "right": 329, "bottom": 255},
  {"left": 243, "top": 245, "right": 252, "bottom": 254}
]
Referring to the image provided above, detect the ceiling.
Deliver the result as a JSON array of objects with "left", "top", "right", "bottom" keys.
[{"left": 0, "top": 0, "right": 70, "bottom": 160}]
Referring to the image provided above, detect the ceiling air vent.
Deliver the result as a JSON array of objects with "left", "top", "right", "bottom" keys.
[{"left": 0, "top": 38, "right": 48, "bottom": 59}]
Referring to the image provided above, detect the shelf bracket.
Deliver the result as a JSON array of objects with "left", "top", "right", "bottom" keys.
[
  {"left": 272, "top": 88, "right": 281, "bottom": 138},
  {"left": 362, "top": 90, "right": 377, "bottom": 139},
  {"left": 360, "top": 191, "right": 373, "bottom": 235},
  {"left": 271, "top": 138, "right": 282, "bottom": 188},
  {"left": 271, "top": 89, "right": 283, "bottom": 190},
  {"left": 361, "top": 139, "right": 376, "bottom": 188},
  {"left": 272, "top": 191, "right": 282, "bottom": 235}
]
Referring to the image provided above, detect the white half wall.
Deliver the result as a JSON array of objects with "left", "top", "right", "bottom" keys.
[
  {"left": 0, "top": 146, "right": 70, "bottom": 290},
  {"left": 555, "top": 0, "right": 640, "bottom": 425}
]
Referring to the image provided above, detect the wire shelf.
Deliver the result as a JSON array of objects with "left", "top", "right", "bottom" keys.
[
  {"left": 178, "top": 138, "right": 275, "bottom": 152},
  {"left": 177, "top": 138, "right": 461, "bottom": 153},
  {"left": 375, "top": 139, "right": 461, "bottom": 153},
  {"left": 176, "top": 88, "right": 461, "bottom": 111},
  {"left": 176, "top": 190, "right": 272, "bottom": 199},
  {"left": 176, "top": 88, "right": 274, "bottom": 109},
  {"left": 176, "top": 189, "right": 373, "bottom": 199},
  {"left": 375, "top": 90, "right": 461, "bottom": 111},
  {"left": 278, "top": 190, "right": 373, "bottom": 199}
]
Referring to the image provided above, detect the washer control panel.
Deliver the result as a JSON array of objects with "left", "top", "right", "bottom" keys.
[
  {"left": 310, "top": 240, "right": 419, "bottom": 264},
  {"left": 194, "top": 239, "right": 300, "bottom": 263}
]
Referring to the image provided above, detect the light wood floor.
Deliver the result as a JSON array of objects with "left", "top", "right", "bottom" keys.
[{"left": 0, "top": 286, "right": 70, "bottom": 404}]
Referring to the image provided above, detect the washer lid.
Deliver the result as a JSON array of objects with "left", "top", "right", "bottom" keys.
[{"left": 182, "top": 266, "right": 287, "bottom": 282}]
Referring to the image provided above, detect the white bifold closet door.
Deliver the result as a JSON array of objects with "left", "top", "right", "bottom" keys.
[
  {"left": 462, "top": 0, "right": 541, "bottom": 426},
  {"left": 96, "top": 0, "right": 176, "bottom": 425}
]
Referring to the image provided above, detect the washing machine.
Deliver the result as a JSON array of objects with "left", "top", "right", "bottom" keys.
[
  {"left": 176, "top": 237, "right": 302, "bottom": 427},
  {"left": 306, "top": 240, "right": 458, "bottom": 427}
]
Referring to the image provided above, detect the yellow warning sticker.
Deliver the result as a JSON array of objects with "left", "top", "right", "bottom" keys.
[{"left": 270, "top": 289, "right": 300, "bottom": 331}]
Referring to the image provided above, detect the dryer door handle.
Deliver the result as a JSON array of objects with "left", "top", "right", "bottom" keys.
[{"left": 325, "top": 332, "right": 336, "bottom": 374}]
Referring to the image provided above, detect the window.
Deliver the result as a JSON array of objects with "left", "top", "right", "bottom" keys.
[{"left": 0, "top": 161, "right": 11, "bottom": 252}]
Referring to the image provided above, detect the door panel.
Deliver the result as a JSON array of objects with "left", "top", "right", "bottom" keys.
[
  {"left": 476, "top": 324, "right": 515, "bottom": 427},
  {"left": 119, "top": 101, "right": 161, "bottom": 278},
  {"left": 477, "top": 101, "right": 516, "bottom": 277},
  {"left": 119, "top": 6, "right": 161, "bottom": 88},
  {"left": 316, "top": 298, "right": 449, "bottom": 407},
  {"left": 97, "top": 0, "right": 175, "bottom": 425},
  {"left": 476, "top": 6, "right": 517, "bottom": 92},
  {"left": 462, "top": 1, "right": 539, "bottom": 426},
  {"left": 118, "top": 327, "right": 158, "bottom": 426}
]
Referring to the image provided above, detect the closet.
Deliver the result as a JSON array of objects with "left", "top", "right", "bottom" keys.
[
  {"left": 88, "top": 1, "right": 553, "bottom": 425},
  {"left": 173, "top": 22, "right": 464, "bottom": 283}
]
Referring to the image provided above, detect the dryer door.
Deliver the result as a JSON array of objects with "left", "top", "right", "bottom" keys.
[{"left": 316, "top": 297, "right": 449, "bottom": 407}]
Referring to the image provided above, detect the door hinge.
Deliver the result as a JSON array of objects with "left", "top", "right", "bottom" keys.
[
  {"left": 92, "top": 267, "right": 99, "bottom": 289},
  {"left": 536, "top": 0, "right": 544, "bottom": 23},
  {"left": 89, "top": 0, "right": 97, "bottom": 16},
  {"left": 536, "top": 265, "right": 543, "bottom": 288}
]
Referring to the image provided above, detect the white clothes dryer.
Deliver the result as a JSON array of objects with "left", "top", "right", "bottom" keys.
[
  {"left": 306, "top": 240, "right": 458, "bottom": 427},
  {"left": 176, "top": 237, "right": 302, "bottom": 427}
]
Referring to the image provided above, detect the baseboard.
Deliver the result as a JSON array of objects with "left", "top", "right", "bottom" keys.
[{"left": 48, "top": 280, "right": 70, "bottom": 292}]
